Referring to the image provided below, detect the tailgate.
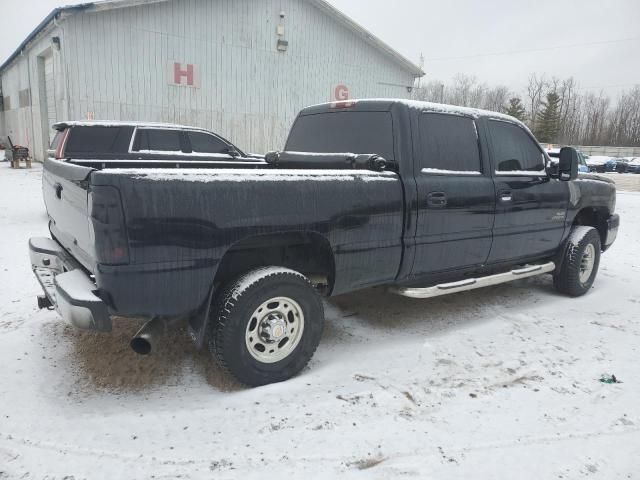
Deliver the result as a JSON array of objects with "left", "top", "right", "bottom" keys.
[{"left": 43, "top": 158, "right": 96, "bottom": 271}]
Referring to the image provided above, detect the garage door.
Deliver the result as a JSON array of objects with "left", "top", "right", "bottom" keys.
[{"left": 44, "top": 55, "right": 56, "bottom": 145}]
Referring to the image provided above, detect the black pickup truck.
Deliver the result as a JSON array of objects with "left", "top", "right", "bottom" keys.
[{"left": 29, "top": 99, "right": 619, "bottom": 386}]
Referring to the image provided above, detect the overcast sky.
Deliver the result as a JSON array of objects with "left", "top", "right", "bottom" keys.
[{"left": 1, "top": 0, "right": 639, "bottom": 98}]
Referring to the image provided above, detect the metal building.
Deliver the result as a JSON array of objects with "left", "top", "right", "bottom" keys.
[{"left": 0, "top": 0, "right": 423, "bottom": 160}]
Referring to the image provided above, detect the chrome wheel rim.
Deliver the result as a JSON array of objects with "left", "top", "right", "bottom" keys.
[
  {"left": 579, "top": 243, "right": 596, "bottom": 284},
  {"left": 245, "top": 297, "right": 305, "bottom": 364}
]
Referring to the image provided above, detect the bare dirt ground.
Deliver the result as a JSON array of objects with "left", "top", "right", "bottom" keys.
[{"left": 1, "top": 164, "right": 639, "bottom": 479}]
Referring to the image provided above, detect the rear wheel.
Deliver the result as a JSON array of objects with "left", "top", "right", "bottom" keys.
[
  {"left": 209, "top": 267, "right": 324, "bottom": 386},
  {"left": 554, "top": 226, "right": 601, "bottom": 297}
]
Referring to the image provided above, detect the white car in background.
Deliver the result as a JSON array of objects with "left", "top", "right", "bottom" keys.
[
  {"left": 586, "top": 155, "right": 617, "bottom": 173},
  {"left": 626, "top": 157, "right": 640, "bottom": 174},
  {"left": 546, "top": 147, "right": 590, "bottom": 173}
]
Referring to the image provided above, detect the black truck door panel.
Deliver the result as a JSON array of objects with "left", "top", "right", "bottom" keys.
[
  {"left": 486, "top": 120, "right": 568, "bottom": 263},
  {"left": 412, "top": 113, "right": 495, "bottom": 277}
]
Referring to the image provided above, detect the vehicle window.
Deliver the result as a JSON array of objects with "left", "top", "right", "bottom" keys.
[
  {"left": 49, "top": 131, "right": 64, "bottom": 150},
  {"left": 418, "top": 113, "right": 481, "bottom": 172},
  {"left": 188, "top": 132, "right": 229, "bottom": 154},
  {"left": 285, "top": 111, "right": 395, "bottom": 160},
  {"left": 134, "top": 129, "right": 182, "bottom": 152},
  {"left": 578, "top": 153, "right": 588, "bottom": 167},
  {"left": 488, "top": 121, "right": 545, "bottom": 172},
  {"left": 65, "top": 126, "right": 133, "bottom": 155}
]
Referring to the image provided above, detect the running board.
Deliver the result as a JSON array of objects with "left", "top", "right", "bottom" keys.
[{"left": 390, "top": 262, "right": 556, "bottom": 299}]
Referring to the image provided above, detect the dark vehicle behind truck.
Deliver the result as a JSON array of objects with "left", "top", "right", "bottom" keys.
[{"left": 30, "top": 99, "right": 619, "bottom": 386}]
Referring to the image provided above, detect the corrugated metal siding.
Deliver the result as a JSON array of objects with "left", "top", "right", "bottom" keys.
[
  {"left": 0, "top": 25, "right": 65, "bottom": 160},
  {"left": 63, "top": 0, "right": 416, "bottom": 153},
  {"left": 44, "top": 56, "right": 57, "bottom": 144}
]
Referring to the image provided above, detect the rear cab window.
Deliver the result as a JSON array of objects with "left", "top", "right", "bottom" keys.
[
  {"left": 418, "top": 113, "right": 482, "bottom": 174},
  {"left": 65, "top": 126, "right": 133, "bottom": 157},
  {"left": 62, "top": 126, "right": 133, "bottom": 159},
  {"left": 285, "top": 111, "right": 395, "bottom": 161}
]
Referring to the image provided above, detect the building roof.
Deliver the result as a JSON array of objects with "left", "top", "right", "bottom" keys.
[{"left": 0, "top": 0, "right": 425, "bottom": 77}]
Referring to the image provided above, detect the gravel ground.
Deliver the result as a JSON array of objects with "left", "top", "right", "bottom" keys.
[{"left": 603, "top": 172, "right": 640, "bottom": 192}]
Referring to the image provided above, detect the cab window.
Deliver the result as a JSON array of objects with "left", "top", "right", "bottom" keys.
[
  {"left": 488, "top": 121, "right": 545, "bottom": 173},
  {"left": 187, "top": 132, "right": 229, "bottom": 154},
  {"left": 418, "top": 113, "right": 481, "bottom": 173},
  {"left": 133, "top": 129, "right": 182, "bottom": 152}
]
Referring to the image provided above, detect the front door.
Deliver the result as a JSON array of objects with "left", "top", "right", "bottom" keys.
[
  {"left": 412, "top": 112, "right": 496, "bottom": 278},
  {"left": 485, "top": 119, "right": 568, "bottom": 264}
]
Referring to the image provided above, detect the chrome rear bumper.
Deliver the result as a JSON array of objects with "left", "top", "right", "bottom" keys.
[{"left": 29, "top": 237, "right": 111, "bottom": 332}]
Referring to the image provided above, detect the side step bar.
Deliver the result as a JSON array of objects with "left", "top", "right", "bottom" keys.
[{"left": 390, "top": 262, "right": 556, "bottom": 299}]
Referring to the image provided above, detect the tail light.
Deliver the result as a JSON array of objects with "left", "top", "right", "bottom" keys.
[
  {"left": 330, "top": 100, "right": 357, "bottom": 109},
  {"left": 88, "top": 185, "right": 130, "bottom": 265},
  {"left": 54, "top": 128, "right": 70, "bottom": 159}
]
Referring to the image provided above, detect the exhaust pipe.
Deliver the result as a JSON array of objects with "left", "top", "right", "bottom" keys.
[{"left": 130, "top": 317, "right": 166, "bottom": 355}]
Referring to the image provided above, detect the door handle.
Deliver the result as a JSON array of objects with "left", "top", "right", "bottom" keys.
[
  {"left": 427, "top": 191, "right": 447, "bottom": 207},
  {"left": 499, "top": 190, "right": 512, "bottom": 202},
  {"left": 54, "top": 183, "right": 63, "bottom": 199}
]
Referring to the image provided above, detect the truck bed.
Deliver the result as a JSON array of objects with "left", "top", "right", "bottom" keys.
[{"left": 42, "top": 159, "right": 405, "bottom": 319}]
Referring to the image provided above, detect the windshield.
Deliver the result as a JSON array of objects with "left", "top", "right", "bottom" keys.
[{"left": 285, "top": 111, "right": 395, "bottom": 160}]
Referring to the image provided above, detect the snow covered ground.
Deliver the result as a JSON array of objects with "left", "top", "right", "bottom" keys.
[{"left": 1, "top": 164, "right": 639, "bottom": 479}]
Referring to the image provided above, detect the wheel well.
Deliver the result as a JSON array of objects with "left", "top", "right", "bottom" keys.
[
  {"left": 572, "top": 207, "right": 609, "bottom": 246},
  {"left": 213, "top": 232, "right": 335, "bottom": 295}
]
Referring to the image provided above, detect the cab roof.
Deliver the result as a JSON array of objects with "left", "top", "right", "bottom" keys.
[{"left": 300, "top": 98, "right": 522, "bottom": 124}]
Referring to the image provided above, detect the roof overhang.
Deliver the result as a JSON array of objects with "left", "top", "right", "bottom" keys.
[
  {"left": 1, "top": 0, "right": 424, "bottom": 78},
  {"left": 0, "top": 3, "right": 93, "bottom": 74},
  {"left": 309, "top": 0, "right": 424, "bottom": 77}
]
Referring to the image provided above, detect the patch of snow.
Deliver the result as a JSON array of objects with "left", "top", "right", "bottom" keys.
[
  {"left": 54, "top": 120, "right": 213, "bottom": 131},
  {"left": 1, "top": 165, "right": 639, "bottom": 479},
  {"left": 495, "top": 170, "right": 547, "bottom": 176},
  {"left": 230, "top": 267, "right": 301, "bottom": 300},
  {"left": 115, "top": 168, "right": 399, "bottom": 183},
  {"left": 280, "top": 151, "right": 356, "bottom": 157},
  {"left": 586, "top": 156, "right": 614, "bottom": 165},
  {"left": 303, "top": 98, "right": 522, "bottom": 125},
  {"left": 421, "top": 168, "right": 481, "bottom": 175},
  {"left": 72, "top": 158, "right": 265, "bottom": 165}
]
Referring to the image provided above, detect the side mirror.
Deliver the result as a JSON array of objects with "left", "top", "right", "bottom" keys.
[{"left": 558, "top": 147, "right": 579, "bottom": 181}]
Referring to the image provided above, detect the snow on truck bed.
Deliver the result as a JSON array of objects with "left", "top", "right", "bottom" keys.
[
  {"left": 1, "top": 165, "right": 639, "bottom": 479},
  {"left": 113, "top": 167, "right": 399, "bottom": 183}
]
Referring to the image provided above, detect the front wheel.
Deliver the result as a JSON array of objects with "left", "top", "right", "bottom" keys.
[
  {"left": 209, "top": 267, "right": 324, "bottom": 386},
  {"left": 554, "top": 226, "right": 601, "bottom": 297}
]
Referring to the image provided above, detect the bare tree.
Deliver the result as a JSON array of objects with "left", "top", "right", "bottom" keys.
[
  {"left": 483, "top": 86, "right": 511, "bottom": 112},
  {"left": 412, "top": 71, "right": 639, "bottom": 147},
  {"left": 526, "top": 73, "right": 548, "bottom": 129}
]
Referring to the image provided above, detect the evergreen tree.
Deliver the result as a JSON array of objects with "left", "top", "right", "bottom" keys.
[
  {"left": 535, "top": 92, "right": 562, "bottom": 143},
  {"left": 505, "top": 97, "right": 527, "bottom": 122}
]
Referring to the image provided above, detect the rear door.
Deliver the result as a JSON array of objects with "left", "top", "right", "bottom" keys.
[
  {"left": 411, "top": 112, "right": 495, "bottom": 277},
  {"left": 486, "top": 119, "right": 568, "bottom": 264}
]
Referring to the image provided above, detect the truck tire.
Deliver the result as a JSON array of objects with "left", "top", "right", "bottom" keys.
[
  {"left": 209, "top": 267, "right": 324, "bottom": 386},
  {"left": 554, "top": 226, "right": 601, "bottom": 297}
]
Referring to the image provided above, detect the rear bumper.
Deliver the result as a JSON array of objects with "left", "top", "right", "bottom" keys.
[
  {"left": 29, "top": 237, "right": 111, "bottom": 332},
  {"left": 603, "top": 214, "right": 620, "bottom": 251}
]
